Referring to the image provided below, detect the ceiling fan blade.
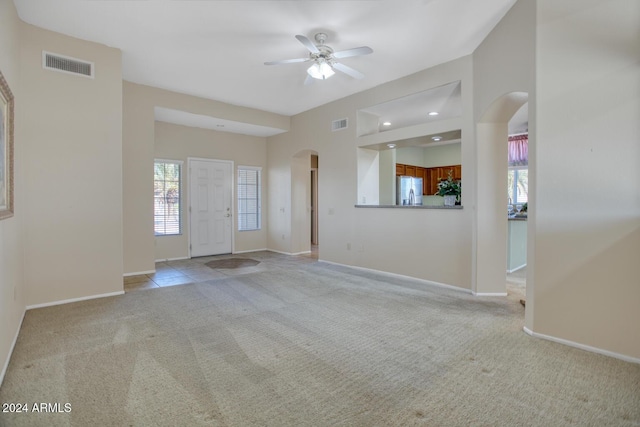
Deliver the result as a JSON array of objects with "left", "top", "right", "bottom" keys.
[
  {"left": 264, "top": 57, "right": 309, "bottom": 65},
  {"left": 332, "top": 46, "right": 373, "bottom": 59},
  {"left": 295, "top": 35, "right": 320, "bottom": 54},
  {"left": 333, "top": 62, "right": 365, "bottom": 79}
]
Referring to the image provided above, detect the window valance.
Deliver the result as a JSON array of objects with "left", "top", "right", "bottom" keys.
[{"left": 508, "top": 134, "right": 528, "bottom": 166}]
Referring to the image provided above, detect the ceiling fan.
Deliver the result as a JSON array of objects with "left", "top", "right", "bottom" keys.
[{"left": 265, "top": 33, "right": 373, "bottom": 85}]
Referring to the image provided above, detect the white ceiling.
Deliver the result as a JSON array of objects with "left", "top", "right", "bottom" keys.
[
  {"left": 359, "top": 81, "right": 462, "bottom": 134},
  {"left": 15, "top": 0, "right": 517, "bottom": 122}
]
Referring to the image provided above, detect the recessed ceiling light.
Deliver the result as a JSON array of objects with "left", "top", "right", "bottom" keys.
[
  {"left": 387, "top": 143, "right": 396, "bottom": 148},
  {"left": 432, "top": 136, "right": 442, "bottom": 141},
  {"left": 428, "top": 111, "right": 439, "bottom": 116},
  {"left": 382, "top": 122, "right": 391, "bottom": 126}
]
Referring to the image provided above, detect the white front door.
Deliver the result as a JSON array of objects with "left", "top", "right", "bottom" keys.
[{"left": 189, "top": 159, "right": 233, "bottom": 257}]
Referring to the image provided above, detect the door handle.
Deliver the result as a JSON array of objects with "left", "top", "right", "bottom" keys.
[{"left": 225, "top": 213, "right": 231, "bottom": 217}]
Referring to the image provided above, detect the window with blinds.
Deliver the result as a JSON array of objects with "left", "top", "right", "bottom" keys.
[
  {"left": 237, "top": 167, "right": 261, "bottom": 231},
  {"left": 154, "top": 160, "right": 182, "bottom": 235}
]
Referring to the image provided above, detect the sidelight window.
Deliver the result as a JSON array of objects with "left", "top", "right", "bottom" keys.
[
  {"left": 154, "top": 160, "right": 182, "bottom": 235},
  {"left": 237, "top": 166, "right": 261, "bottom": 231}
]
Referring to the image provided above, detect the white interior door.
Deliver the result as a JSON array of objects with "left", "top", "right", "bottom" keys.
[{"left": 189, "top": 159, "right": 232, "bottom": 257}]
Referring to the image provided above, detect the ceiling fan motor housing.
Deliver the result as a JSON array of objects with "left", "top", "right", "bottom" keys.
[{"left": 311, "top": 34, "right": 334, "bottom": 62}]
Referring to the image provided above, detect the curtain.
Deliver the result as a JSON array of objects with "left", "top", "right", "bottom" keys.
[{"left": 508, "top": 134, "right": 528, "bottom": 166}]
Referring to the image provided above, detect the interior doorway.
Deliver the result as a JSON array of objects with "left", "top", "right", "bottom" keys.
[
  {"left": 311, "top": 154, "right": 319, "bottom": 246},
  {"left": 506, "top": 103, "right": 529, "bottom": 306},
  {"left": 291, "top": 150, "right": 318, "bottom": 255},
  {"left": 188, "top": 158, "right": 233, "bottom": 257},
  {"left": 475, "top": 92, "right": 530, "bottom": 299}
]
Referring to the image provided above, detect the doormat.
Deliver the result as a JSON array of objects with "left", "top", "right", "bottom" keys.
[{"left": 205, "top": 258, "right": 260, "bottom": 269}]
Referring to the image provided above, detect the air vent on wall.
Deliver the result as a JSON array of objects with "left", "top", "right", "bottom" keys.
[
  {"left": 331, "top": 118, "right": 348, "bottom": 131},
  {"left": 42, "top": 51, "right": 94, "bottom": 78}
]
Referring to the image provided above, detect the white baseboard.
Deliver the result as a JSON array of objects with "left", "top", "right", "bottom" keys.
[
  {"left": 523, "top": 326, "right": 640, "bottom": 364},
  {"left": 473, "top": 292, "right": 508, "bottom": 297},
  {"left": 507, "top": 264, "right": 527, "bottom": 273},
  {"left": 154, "top": 256, "right": 190, "bottom": 263},
  {"left": 319, "top": 260, "right": 473, "bottom": 295},
  {"left": 291, "top": 250, "right": 311, "bottom": 256},
  {"left": 233, "top": 248, "right": 268, "bottom": 254},
  {"left": 0, "top": 308, "right": 26, "bottom": 388},
  {"left": 123, "top": 270, "right": 155, "bottom": 277},
  {"left": 267, "top": 248, "right": 294, "bottom": 256},
  {"left": 26, "top": 291, "right": 125, "bottom": 310}
]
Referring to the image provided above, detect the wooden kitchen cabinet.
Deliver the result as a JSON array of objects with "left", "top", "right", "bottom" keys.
[
  {"left": 427, "top": 169, "right": 440, "bottom": 195},
  {"left": 424, "top": 164, "right": 462, "bottom": 195},
  {"left": 453, "top": 165, "right": 462, "bottom": 180},
  {"left": 395, "top": 163, "right": 460, "bottom": 195}
]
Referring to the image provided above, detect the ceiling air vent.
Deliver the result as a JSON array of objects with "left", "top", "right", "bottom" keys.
[
  {"left": 331, "top": 118, "right": 348, "bottom": 131},
  {"left": 43, "top": 51, "right": 94, "bottom": 78}
]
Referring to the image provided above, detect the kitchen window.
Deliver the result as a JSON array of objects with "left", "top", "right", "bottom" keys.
[
  {"left": 508, "top": 167, "right": 528, "bottom": 205},
  {"left": 154, "top": 160, "right": 182, "bottom": 235},
  {"left": 237, "top": 166, "right": 261, "bottom": 231}
]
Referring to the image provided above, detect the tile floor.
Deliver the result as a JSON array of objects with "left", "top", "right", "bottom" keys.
[{"left": 123, "top": 249, "right": 319, "bottom": 293}]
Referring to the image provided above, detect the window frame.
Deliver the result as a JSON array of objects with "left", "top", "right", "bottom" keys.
[
  {"left": 237, "top": 165, "right": 262, "bottom": 232},
  {"left": 508, "top": 165, "right": 528, "bottom": 205},
  {"left": 154, "top": 159, "right": 183, "bottom": 236}
]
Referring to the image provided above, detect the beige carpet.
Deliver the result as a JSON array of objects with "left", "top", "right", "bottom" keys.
[{"left": 1, "top": 253, "right": 639, "bottom": 426}]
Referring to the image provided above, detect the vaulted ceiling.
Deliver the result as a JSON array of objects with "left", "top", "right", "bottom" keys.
[{"left": 15, "top": 0, "right": 517, "bottom": 118}]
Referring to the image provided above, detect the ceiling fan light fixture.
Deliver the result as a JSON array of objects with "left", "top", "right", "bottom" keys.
[{"left": 307, "top": 60, "right": 335, "bottom": 80}]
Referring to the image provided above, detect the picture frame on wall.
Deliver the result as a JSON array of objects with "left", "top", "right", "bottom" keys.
[{"left": 0, "top": 70, "right": 14, "bottom": 220}]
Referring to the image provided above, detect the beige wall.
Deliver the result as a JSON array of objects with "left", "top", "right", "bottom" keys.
[
  {"left": 533, "top": 0, "right": 640, "bottom": 358},
  {"left": 123, "top": 82, "right": 288, "bottom": 274},
  {"left": 267, "top": 56, "right": 475, "bottom": 289},
  {"left": 422, "top": 143, "right": 462, "bottom": 168},
  {"left": 2, "top": 0, "right": 637, "bottom": 380},
  {"left": 154, "top": 121, "right": 268, "bottom": 260},
  {"left": 472, "top": 0, "right": 535, "bottom": 295},
  {"left": 0, "top": 0, "right": 24, "bottom": 385},
  {"left": 19, "top": 24, "right": 124, "bottom": 306}
]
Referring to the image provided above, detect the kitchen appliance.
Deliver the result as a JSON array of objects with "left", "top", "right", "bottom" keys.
[{"left": 397, "top": 176, "right": 423, "bottom": 206}]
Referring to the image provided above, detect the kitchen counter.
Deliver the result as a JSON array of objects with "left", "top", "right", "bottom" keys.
[{"left": 508, "top": 214, "right": 527, "bottom": 221}]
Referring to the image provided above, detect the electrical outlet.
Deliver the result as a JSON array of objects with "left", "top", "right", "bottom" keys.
[{"left": 347, "top": 243, "right": 351, "bottom": 250}]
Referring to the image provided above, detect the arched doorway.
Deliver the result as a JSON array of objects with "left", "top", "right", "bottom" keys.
[
  {"left": 475, "top": 92, "right": 530, "bottom": 302},
  {"left": 291, "top": 149, "right": 319, "bottom": 255}
]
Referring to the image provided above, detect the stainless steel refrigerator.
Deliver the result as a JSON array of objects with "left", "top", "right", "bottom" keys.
[{"left": 397, "top": 176, "right": 423, "bottom": 206}]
